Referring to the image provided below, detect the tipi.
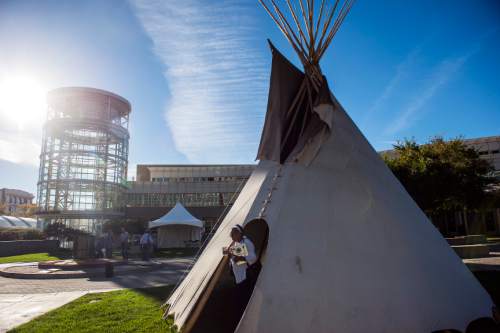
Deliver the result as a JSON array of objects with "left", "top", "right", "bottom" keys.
[
  {"left": 164, "top": 1, "right": 494, "bottom": 332},
  {"left": 149, "top": 202, "right": 204, "bottom": 248}
]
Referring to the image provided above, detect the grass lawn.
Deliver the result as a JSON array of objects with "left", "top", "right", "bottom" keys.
[
  {"left": 9, "top": 286, "right": 175, "bottom": 333},
  {"left": 0, "top": 251, "right": 72, "bottom": 264}
]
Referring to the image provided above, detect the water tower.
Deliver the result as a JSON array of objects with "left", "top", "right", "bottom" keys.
[{"left": 36, "top": 87, "right": 131, "bottom": 234}]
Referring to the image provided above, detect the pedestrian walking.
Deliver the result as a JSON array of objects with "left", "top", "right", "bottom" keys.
[
  {"left": 140, "top": 230, "right": 154, "bottom": 261},
  {"left": 120, "top": 227, "right": 129, "bottom": 260}
]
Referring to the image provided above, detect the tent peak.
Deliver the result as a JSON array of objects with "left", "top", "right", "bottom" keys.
[
  {"left": 259, "top": 0, "right": 354, "bottom": 83},
  {"left": 149, "top": 202, "right": 203, "bottom": 229}
]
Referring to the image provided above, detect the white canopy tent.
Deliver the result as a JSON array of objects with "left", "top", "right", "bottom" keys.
[{"left": 149, "top": 203, "right": 204, "bottom": 248}]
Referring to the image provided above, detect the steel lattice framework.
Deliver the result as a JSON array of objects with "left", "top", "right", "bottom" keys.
[{"left": 36, "top": 87, "right": 130, "bottom": 234}]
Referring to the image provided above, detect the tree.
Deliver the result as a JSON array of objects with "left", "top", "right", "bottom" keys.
[{"left": 382, "top": 137, "right": 496, "bottom": 214}]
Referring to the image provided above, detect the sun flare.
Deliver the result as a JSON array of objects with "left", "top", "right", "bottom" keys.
[{"left": 0, "top": 75, "right": 47, "bottom": 129}]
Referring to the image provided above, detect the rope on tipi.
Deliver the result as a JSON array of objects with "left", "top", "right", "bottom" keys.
[{"left": 258, "top": 165, "right": 283, "bottom": 219}]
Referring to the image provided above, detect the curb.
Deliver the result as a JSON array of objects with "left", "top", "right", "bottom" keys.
[
  {"left": 0, "top": 262, "right": 187, "bottom": 280},
  {"left": 38, "top": 260, "right": 128, "bottom": 270}
]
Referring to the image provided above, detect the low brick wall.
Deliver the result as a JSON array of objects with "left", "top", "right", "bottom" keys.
[{"left": 0, "top": 240, "right": 60, "bottom": 257}]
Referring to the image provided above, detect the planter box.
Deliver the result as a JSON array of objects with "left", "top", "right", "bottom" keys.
[{"left": 451, "top": 244, "right": 489, "bottom": 259}]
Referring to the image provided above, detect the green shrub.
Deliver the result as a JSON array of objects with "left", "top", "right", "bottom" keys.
[{"left": 0, "top": 228, "right": 45, "bottom": 241}]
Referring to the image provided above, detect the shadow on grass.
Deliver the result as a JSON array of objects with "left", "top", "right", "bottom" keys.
[{"left": 135, "top": 285, "right": 173, "bottom": 303}]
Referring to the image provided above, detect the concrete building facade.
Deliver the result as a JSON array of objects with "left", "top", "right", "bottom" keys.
[
  {"left": 125, "top": 164, "right": 255, "bottom": 234},
  {"left": 464, "top": 136, "right": 500, "bottom": 178},
  {"left": 0, "top": 188, "right": 34, "bottom": 214}
]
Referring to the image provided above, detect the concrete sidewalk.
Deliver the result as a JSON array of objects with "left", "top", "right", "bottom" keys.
[
  {"left": 0, "top": 262, "right": 37, "bottom": 269},
  {"left": 463, "top": 252, "right": 500, "bottom": 271},
  {"left": 0, "top": 291, "right": 94, "bottom": 332}
]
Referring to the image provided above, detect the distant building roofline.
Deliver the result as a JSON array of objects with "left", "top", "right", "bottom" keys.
[
  {"left": 462, "top": 135, "right": 500, "bottom": 143},
  {"left": 138, "top": 164, "right": 256, "bottom": 167},
  {"left": 0, "top": 188, "right": 35, "bottom": 198},
  {"left": 47, "top": 86, "right": 131, "bottom": 114}
]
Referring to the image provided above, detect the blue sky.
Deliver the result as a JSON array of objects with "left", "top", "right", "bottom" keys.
[{"left": 0, "top": 0, "right": 499, "bottom": 194}]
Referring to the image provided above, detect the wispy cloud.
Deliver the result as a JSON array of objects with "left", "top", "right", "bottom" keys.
[
  {"left": 362, "top": 46, "right": 421, "bottom": 126},
  {"left": 384, "top": 47, "right": 478, "bottom": 135},
  {"left": 130, "top": 0, "right": 269, "bottom": 163}
]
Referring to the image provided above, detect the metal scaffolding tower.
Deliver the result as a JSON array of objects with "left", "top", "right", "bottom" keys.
[{"left": 36, "top": 87, "right": 131, "bottom": 234}]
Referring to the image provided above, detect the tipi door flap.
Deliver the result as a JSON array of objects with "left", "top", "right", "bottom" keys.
[{"left": 182, "top": 256, "right": 229, "bottom": 333}]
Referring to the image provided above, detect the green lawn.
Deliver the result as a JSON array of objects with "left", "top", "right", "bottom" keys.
[
  {"left": 0, "top": 251, "right": 71, "bottom": 264},
  {"left": 9, "top": 286, "right": 176, "bottom": 333}
]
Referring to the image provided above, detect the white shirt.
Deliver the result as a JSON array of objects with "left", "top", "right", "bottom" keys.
[{"left": 230, "top": 236, "right": 257, "bottom": 284}]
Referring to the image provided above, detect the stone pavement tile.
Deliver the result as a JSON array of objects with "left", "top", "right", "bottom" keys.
[
  {"left": 0, "top": 262, "right": 189, "bottom": 294},
  {"left": 0, "top": 291, "right": 87, "bottom": 332}
]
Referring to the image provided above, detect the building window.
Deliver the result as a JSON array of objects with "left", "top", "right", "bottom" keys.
[{"left": 125, "top": 191, "right": 239, "bottom": 208}]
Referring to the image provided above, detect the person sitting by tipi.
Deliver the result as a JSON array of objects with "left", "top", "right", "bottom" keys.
[{"left": 223, "top": 225, "right": 260, "bottom": 303}]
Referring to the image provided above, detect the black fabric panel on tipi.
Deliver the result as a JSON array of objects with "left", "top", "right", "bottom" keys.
[
  {"left": 256, "top": 41, "right": 334, "bottom": 164},
  {"left": 256, "top": 41, "right": 304, "bottom": 163}
]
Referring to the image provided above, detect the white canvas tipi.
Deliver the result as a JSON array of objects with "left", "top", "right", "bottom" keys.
[{"left": 164, "top": 1, "right": 494, "bottom": 332}]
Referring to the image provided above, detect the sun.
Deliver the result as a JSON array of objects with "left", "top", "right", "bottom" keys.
[{"left": 0, "top": 75, "right": 47, "bottom": 129}]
